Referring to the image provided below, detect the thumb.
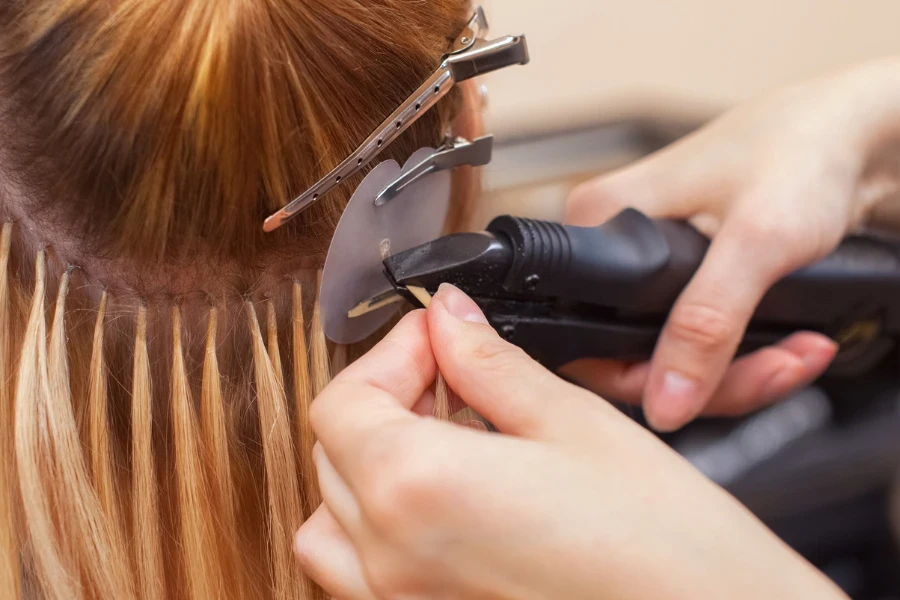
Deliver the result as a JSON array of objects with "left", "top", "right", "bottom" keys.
[{"left": 427, "top": 284, "right": 604, "bottom": 440}]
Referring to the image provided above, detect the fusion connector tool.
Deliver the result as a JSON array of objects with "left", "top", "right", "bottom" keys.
[{"left": 351, "top": 209, "right": 900, "bottom": 377}]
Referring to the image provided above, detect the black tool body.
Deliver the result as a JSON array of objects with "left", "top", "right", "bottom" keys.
[{"left": 384, "top": 209, "right": 900, "bottom": 374}]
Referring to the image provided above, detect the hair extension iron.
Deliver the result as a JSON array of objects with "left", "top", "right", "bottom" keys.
[{"left": 350, "top": 209, "right": 900, "bottom": 377}]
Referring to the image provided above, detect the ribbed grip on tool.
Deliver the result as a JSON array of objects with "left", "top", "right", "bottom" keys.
[
  {"left": 486, "top": 216, "right": 572, "bottom": 295},
  {"left": 487, "top": 209, "right": 711, "bottom": 307}
]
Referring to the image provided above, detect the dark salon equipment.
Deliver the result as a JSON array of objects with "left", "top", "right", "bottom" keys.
[
  {"left": 354, "top": 176, "right": 900, "bottom": 597},
  {"left": 378, "top": 208, "right": 900, "bottom": 378}
]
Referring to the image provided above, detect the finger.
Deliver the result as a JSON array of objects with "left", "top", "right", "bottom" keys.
[
  {"left": 313, "top": 444, "right": 363, "bottom": 539},
  {"left": 311, "top": 311, "right": 436, "bottom": 481},
  {"left": 294, "top": 505, "right": 377, "bottom": 600},
  {"left": 559, "top": 360, "right": 650, "bottom": 404},
  {"left": 643, "top": 224, "right": 803, "bottom": 432},
  {"left": 331, "top": 309, "right": 437, "bottom": 410},
  {"left": 428, "top": 284, "right": 612, "bottom": 440},
  {"left": 565, "top": 135, "right": 729, "bottom": 226},
  {"left": 561, "top": 333, "right": 837, "bottom": 418},
  {"left": 703, "top": 332, "right": 837, "bottom": 416}
]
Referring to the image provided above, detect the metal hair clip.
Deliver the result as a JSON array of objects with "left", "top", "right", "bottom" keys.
[
  {"left": 374, "top": 135, "right": 494, "bottom": 206},
  {"left": 263, "top": 6, "right": 529, "bottom": 233}
]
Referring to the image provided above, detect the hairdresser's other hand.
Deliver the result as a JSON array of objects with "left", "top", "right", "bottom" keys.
[
  {"left": 565, "top": 59, "right": 900, "bottom": 431},
  {"left": 294, "top": 285, "right": 846, "bottom": 600}
]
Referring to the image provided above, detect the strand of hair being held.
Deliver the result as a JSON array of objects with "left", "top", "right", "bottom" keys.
[
  {"left": 407, "top": 286, "right": 486, "bottom": 426},
  {"left": 407, "top": 287, "right": 454, "bottom": 422}
]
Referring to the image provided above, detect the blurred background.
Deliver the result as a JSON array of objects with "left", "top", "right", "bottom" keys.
[
  {"left": 476, "top": 3, "right": 900, "bottom": 598},
  {"left": 477, "top": 0, "right": 900, "bottom": 225}
]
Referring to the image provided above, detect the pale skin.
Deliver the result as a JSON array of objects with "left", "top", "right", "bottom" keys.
[
  {"left": 565, "top": 57, "right": 900, "bottom": 431},
  {"left": 295, "top": 285, "right": 846, "bottom": 599},
  {"left": 295, "top": 58, "right": 900, "bottom": 598}
]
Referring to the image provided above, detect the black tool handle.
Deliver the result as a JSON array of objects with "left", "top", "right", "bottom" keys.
[
  {"left": 486, "top": 306, "right": 787, "bottom": 372},
  {"left": 486, "top": 210, "right": 900, "bottom": 373}
]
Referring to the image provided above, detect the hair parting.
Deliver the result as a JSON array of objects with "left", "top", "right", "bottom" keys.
[
  {"left": 246, "top": 300, "right": 309, "bottom": 598},
  {"left": 292, "top": 282, "right": 320, "bottom": 518},
  {"left": 171, "top": 305, "right": 227, "bottom": 599},
  {"left": 131, "top": 306, "right": 165, "bottom": 600},
  {"left": 200, "top": 306, "right": 245, "bottom": 597},
  {"left": 0, "top": 224, "right": 19, "bottom": 598}
]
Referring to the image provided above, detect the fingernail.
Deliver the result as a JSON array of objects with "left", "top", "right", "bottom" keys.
[
  {"left": 435, "top": 283, "right": 489, "bottom": 325},
  {"left": 805, "top": 339, "right": 839, "bottom": 369},
  {"left": 646, "top": 371, "right": 700, "bottom": 432}
]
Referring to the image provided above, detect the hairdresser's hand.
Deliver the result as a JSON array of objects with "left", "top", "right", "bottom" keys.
[
  {"left": 294, "top": 285, "right": 846, "bottom": 600},
  {"left": 564, "top": 59, "right": 900, "bottom": 431}
]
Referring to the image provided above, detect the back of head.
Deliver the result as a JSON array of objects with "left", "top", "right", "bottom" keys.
[
  {"left": 0, "top": 1, "right": 470, "bottom": 598},
  {"left": 0, "top": 0, "right": 465, "bottom": 261}
]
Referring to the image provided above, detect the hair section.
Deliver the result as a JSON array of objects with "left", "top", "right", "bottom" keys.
[{"left": 0, "top": 0, "right": 468, "bottom": 262}]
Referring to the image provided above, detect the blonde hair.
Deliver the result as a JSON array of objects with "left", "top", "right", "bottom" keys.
[{"left": 0, "top": 0, "right": 472, "bottom": 597}]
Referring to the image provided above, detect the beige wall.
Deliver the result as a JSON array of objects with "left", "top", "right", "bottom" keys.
[{"left": 484, "top": 0, "right": 900, "bottom": 138}]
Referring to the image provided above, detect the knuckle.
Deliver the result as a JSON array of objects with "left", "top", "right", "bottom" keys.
[
  {"left": 292, "top": 536, "right": 314, "bottom": 573},
  {"left": 307, "top": 387, "right": 329, "bottom": 435},
  {"left": 364, "top": 559, "right": 410, "bottom": 599},
  {"left": 732, "top": 215, "right": 832, "bottom": 277},
  {"left": 365, "top": 554, "right": 434, "bottom": 600},
  {"left": 565, "top": 180, "right": 623, "bottom": 225},
  {"left": 363, "top": 441, "right": 448, "bottom": 528},
  {"left": 470, "top": 337, "right": 527, "bottom": 370},
  {"left": 667, "top": 302, "right": 738, "bottom": 356},
  {"left": 307, "top": 380, "right": 354, "bottom": 436},
  {"left": 738, "top": 217, "right": 796, "bottom": 249}
]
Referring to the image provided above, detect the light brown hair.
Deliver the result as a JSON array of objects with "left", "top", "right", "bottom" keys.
[{"left": 0, "top": 1, "right": 471, "bottom": 598}]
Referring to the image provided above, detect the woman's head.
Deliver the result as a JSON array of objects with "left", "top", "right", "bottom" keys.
[
  {"left": 0, "top": 0, "right": 470, "bottom": 264},
  {"left": 0, "top": 2, "right": 475, "bottom": 598}
]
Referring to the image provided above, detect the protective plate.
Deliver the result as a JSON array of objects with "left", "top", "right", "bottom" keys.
[{"left": 321, "top": 148, "right": 451, "bottom": 344}]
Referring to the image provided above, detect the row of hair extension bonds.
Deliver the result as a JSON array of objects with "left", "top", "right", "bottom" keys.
[{"left": 0, "top": 227, "right": 337, "bottom": 599}]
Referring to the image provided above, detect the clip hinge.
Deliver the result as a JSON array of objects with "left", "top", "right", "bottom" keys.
[
  {"left": 375, "top": 136, "right": 494, "bottom": 206},
  {"left": 449, "top": 6, "right": 490, "bottom": 54}
]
